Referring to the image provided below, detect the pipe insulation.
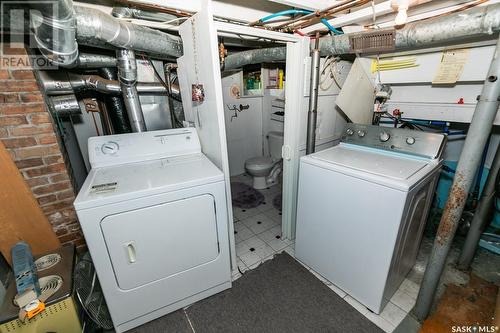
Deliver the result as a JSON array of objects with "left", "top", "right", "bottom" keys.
[
  {"left": 49, "top": 94, "right": 81, "bottom": 116},
  {"left": 74, "top": 6, "right": 183, "bottom": 60}
]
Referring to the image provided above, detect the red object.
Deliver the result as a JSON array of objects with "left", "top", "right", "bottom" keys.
[
  {"left": 393, "top": 109, "right": 402, "bottom": 116},
  {"left": 457, "top": 98, "right": 464, "bottom": 104}
]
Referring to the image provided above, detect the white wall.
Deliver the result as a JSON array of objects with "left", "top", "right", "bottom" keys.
[{"left": 222, "top": 72, "right": 264, "bottom": 176}]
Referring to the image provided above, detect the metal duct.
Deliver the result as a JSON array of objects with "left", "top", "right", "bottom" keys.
[
  {"left": 49, "top": 94, "right": 81, "bottom": 116},
  {"left": 318, "top": 3, "right": 500, "bottom": 55},
  {"left": 75, "top": 6, "right": 183, "bottom": 60},
  {"left": 116, "top": 49, "right": 146, "bottom": 132},
  {"left": 38, "top": 71, "right": 180, "bottom": 96},
  {"left": 74, "top": 53, "right": 117, "bottom": 69},
  {"left": 223, "top": 47, "right": 286, "bottom": 71},
  {"left": 30, "top": 1, "right": 78, "bottom": 66},
  {"left": 99, "top": 68, "right": 131, "bottom": 134}
]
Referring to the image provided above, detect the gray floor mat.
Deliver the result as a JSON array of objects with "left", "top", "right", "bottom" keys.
[
  {"left": 231, "top": 182, "right": 265, "bottom": 209},
  {"left": 131, "top": 253, "right": 382, "bottom": 333}
]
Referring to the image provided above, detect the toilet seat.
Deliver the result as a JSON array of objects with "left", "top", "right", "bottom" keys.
[{"left": 245, "top": 156, "right": 273, "bottom": 171}]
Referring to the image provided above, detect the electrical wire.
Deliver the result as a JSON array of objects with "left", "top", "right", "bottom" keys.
[{"left": 319, "top": 56, "right": 342, "bottom": 91}]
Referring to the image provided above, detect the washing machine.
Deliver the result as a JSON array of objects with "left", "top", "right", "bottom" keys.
[
  {"left": 74, "top": 128, "right": 231, "bottom": 332},
  {"left": 295, "top": 124, "right": 445, "bottom": 314}
]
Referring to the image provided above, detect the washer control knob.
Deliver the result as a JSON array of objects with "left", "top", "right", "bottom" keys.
[
  {"left": 346, "top": 128, "right": 354, "bottom": 136},
  {"left": 357, "top": 130, "right": 366, "bottom": 137},
  {"left": 406, "top": 137, "right": 416, "bottom": 145},
  {"left": 379, "top": 131, "right": 390, "bottom": 142},
  {"left": 101, "top": 141, "right": 119, "bottom": 155}
]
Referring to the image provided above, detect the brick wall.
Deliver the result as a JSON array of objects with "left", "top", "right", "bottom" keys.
[{"left": 0, "top": 46, "right": 85, "bottom": 250}]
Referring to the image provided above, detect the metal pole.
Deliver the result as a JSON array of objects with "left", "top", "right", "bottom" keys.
[
  {"left": 413, "top": 35, "right": 500, "bottom": 321},
  {"left": 306, "top": 35, "right": 321, "bottom": 155},
  {"left": 458, "top": 142, "right": 500, "bottom": 269}
]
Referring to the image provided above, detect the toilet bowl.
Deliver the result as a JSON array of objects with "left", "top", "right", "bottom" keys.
[{"left": 245, "top": 131, "right": 283, "bottom": 190}]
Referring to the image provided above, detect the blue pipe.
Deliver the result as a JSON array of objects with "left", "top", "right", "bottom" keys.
[
  {"left": 259, "top": 9, "right": 313, "bottom": 23},
  {"left": 320, "top": 18, "right": 343, "bottom": 35},
  {"left": 259, "top": 9, "right": 343, "bottom": 34}
]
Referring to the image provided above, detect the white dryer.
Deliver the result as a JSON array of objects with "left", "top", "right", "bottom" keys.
[
  {"left": 295, "top": 124, "right": 445, "bottom": 314},
  {"left": 74, "top": 128, "right": 231, "bottom": 332}
]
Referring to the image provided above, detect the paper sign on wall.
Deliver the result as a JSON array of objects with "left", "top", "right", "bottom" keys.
[{"left": 432, "top": 49, "right": 469, "bottom": 85}]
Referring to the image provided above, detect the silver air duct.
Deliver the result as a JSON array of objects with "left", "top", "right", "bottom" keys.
[
  {"left": 116, "top": 49, "right": 146, "bottom": 133},
  {"left": 38, "top": 71, "right": 180, "bottom": 96},
  {"left": 74, "top": 53, "right": 117, "bottom": 69},
  {"left": 49, "top": 94, "right": 81, "bottom": 116},
  {"left": 74, "top": 6, "right": 183, "bottom": 60},
  {"left": 31, "top": 2, "right": 183, "bottom": 67},
  {"left": 111, "top": 7, "right": 179, "bottom": 24},
  {"left": 30, "top": 1, "right": 78, "bottom": 66}
]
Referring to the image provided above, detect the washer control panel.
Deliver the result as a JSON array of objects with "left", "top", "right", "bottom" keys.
[
  {"left": 88, "top": 128, "right": 201, "bottom": 168},
  {"left": 341, "top": 124, "right": 446, "bottom": 159}
]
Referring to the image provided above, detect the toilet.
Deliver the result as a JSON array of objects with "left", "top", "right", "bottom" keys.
[{"left": 245, "top": 131, "right": 284, "bottom": 190}]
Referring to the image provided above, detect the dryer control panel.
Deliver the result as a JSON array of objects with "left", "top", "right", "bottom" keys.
[
  {"left": 341, "top": 124, "right": 446, "bottom": 159},
  {"left": 88, "top": 128, "right": 201, "bottom": 168}
]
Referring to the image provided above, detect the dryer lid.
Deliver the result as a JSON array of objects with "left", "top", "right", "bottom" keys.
[{"left": 74, "top": 153, "right": 224, "bottom": 210}]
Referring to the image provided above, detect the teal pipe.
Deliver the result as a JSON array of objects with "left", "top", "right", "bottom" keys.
[
  {"left": 259, "top": 9, "right": 344, "bottom": 34},
  {"left": 259, "top": 9, "right": 313, "bottom": 23},
  {"left": 320, "top": 18, "right": 343, "bottom": 35}
]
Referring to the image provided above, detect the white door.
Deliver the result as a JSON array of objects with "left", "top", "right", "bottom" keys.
[{"left": 101, "top": 194, "right": 219, "bottom": 290}]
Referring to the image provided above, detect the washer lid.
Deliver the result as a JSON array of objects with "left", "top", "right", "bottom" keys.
[
  {"left": 74, "top": 153, "right": 224, "bottom": 210},
  {"left": 311, "top": 145, "right": 427, "bottom": 180},
  {"left": 304, "top": 144, "right": 438, "bottom": 191}
]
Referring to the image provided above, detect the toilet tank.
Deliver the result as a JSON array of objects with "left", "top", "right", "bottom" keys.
[{"left": 268, "top": 131, "right": 284, "bottom": 162}]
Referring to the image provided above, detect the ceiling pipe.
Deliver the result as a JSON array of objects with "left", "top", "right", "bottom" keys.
[
  {"left": 30, "top": 1, "right": 183, "bottom": 67},
  {"left": 74, "top": 6, "right": 183, "bottom": 60},
  {"left": 222, "top": 3, "right": 500, "bottom": 71},
  {"left": 413, "top": 35, "right": 500, "bottom": 321}
]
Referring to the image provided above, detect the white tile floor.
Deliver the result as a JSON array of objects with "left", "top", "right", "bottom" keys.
[{"left": 230, "top": 173, "right": 419, "bottom": 333}]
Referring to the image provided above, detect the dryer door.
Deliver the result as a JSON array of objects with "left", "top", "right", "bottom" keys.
[{"left": 101, "top": 194, "right": 219, "bottom": 290}]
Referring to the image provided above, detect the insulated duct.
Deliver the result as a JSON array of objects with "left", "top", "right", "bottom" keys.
[
  {"left": 116, "top": 49, "right": 146, "bottom": 132},
  {"left": 30, "top": 2, "right": 183, "bottom": 67},
  {"left": 99, "top": 68, "right": 131, "bottom": 134},
  {"left": 49, "top": 94, "right": 81, "bottom": 116},
  {"left": 74, "top": 53, "right": 117, "bottom": 69},
  {"left": 223, "top": 47, "right": 286, "bottom": 71},
  {"left": 74, "top": 6, "right": 183, "bottom": 60}
]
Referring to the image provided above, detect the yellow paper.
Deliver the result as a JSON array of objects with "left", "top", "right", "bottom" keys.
[{"left": 432, "top": 49, "right": 469, "bottom": 85}]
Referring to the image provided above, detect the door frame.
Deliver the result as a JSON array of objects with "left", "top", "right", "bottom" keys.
[{"left": 214, "top": 21, "right": 309, "bottom": 242}]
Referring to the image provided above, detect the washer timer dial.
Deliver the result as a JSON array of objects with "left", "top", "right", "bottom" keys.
[
  {"left": 379, "top": 131, "right": 391, "bottom": 142},
  {"left": 101, "top": 141, "right": 119, "bottom": 155}
]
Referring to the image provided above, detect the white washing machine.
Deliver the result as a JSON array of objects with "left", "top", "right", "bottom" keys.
[
  {"left": 74, "top": 128, "right": 231, "bottom": 332},
  {"left": 295, "top": 124, "right": 445, "bottom": 314}
]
